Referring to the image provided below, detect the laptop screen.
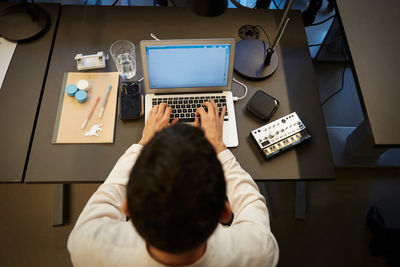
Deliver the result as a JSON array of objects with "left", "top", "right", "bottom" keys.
[{"left": 145, "top": 44, "right": 231, "bottom": 89}]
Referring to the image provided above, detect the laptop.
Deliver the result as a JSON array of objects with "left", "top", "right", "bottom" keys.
[{"left": 140, "top": 38, "right": 239, "bottom": 147}]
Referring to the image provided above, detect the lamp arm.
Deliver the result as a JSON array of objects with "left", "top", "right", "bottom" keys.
[
  {"left": 273, "top": 0, "right": 293, "bottom": 47},
  {"left": 272, "top": 17, "right": 289, "bottom": 50},
  {"left": 264, "top": 0, "right": 293, "bottom": 65}
]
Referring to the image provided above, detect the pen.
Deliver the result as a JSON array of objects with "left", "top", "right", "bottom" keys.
[
  {"left": 98, "top": 84, "right": 112, "bottom": 118},
  {"left": 81, "top": 96, "right": 100, "bottom": 129}
]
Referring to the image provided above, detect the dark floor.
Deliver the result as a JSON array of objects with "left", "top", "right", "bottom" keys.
[
  {"left": 1, "top": 168, "right": 400, "bottom": 267},
  {"left": 267, "top": 168, "right": 400, "bottom": 267},
  {"left": 1, "top": 1, "right": 400, "bottom": 267}
]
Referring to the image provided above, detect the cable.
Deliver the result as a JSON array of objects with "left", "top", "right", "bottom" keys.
[
  {"left": 230, "top": 0, "right": 244, "bottom": 8},
  {"left": 278, "top": 0, "right": 283, "bottom": 9},
  {"left": 321, "top": 40, "right": 347, "bottom": 106},
  {"left": 169, "top": 0, "right": 177, "bottom": 7},
  {"left": 150, "top": 33, "right": 161, "bottom": 41},
  {"left": 255, "top": 24, "right": 271, "bottom": 46},
  {"left": 321, "top": 62, "right": 346, "bottom": 105},
  {"left": 112, "top": 0, "right": 119, "bottom": 6},
  {"left": 271, "top": 0, "right": 280, "bottom": 9},
  {"left": 232, "top": 78, "right": 248, "bottom": 101},
  {"left": 307, "top": 14, "right": 335, "bottom": 27},
  {"left": 308, "top": 37, "right": 343, "bottom": 47}
]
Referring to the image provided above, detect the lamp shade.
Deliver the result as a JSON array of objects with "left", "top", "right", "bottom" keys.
[{"left": 188, "top": 0, "right": 228, "bottom": 17}]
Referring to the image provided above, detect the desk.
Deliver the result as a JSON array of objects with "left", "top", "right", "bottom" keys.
[
  {"left": 328, "top": 0, "right": 400, "bottom": 166},
  {"left": 0, "top": 3, "right": 60, "bottom": 182},
  {"left": 25, "top": 5, "right": 334, "bottom": 183}
]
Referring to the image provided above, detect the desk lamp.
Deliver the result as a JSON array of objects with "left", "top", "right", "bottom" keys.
[
  {"left": 233, "top": 0, "right": 293, "bottom": 79},
  {"left": 0, "top": 0, "right": 50, "bottom": 43},
  {"left": 189, "top": 0, "right": 293, "bottom": 80}
]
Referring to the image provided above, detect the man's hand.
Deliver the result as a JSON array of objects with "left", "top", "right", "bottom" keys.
[
  {"left": 193, "top": 100, "right": 227, "bottom": 154},
  {"left": 139, "top": 103, "right": 178, "bottom": 146},
  {"left": 220, "top": 200, "right": 234, "bottom": 226}
]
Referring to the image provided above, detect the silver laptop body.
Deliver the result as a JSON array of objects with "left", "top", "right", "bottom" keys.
[{"left": 140, "top": 38, "right": 238, "bottom": 147}]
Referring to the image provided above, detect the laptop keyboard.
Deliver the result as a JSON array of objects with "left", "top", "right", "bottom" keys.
[{"left": 152, "top": 95, "right": 228, "bottom": 122}]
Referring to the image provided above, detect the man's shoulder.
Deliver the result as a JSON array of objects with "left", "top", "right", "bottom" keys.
[
  {"left": 212, "top": 223, "right": 271, "bottom": 245},
  {"left": 68, "top": 221, "right": 149, "bottom": 266},
  {"left": 207, "top": 223, "right": 277, "bottom": 266}
]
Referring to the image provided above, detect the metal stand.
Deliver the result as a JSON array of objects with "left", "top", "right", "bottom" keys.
[
  {"left": 295, "top": 181, "right": 306, "bottom": 219},
  {"left": 257, "top": 181, "right": 307, "bottom": 220},
  {"left": 52, "top": 184, "right": 69, "bottom": 227},
  {"left": 327, "top": 123, "right": 400, "bottom": 166},
  {"left": 234, "top": 39, "right": 279, "bottom": 79},
  {"left": 234, "top": 0, "right": 293, "bottom": 79},
  {"left": 345, "top": 120, "right": 387, "bottom": 158}
]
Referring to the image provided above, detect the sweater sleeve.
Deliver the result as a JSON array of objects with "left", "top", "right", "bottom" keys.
[{"left": 217, "top": 149, "right": 279, "bottom": 266}]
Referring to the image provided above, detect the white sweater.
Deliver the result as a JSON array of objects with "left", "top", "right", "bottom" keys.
[{"left": 68, "top": 144, "right": 279, "bottom": 267}]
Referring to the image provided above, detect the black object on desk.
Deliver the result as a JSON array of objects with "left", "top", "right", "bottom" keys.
[
  {"left": 234, "top": 0, "right": 293, "bottom": 79},
  {"left": 120, "top": 82, "right": 142, "bottom": 120},
  {"left": 0, "top": 0, "right": 50, "bottom": 43},
  {"left": 246, "top": 90, "right": 279, "bottom": 122}
]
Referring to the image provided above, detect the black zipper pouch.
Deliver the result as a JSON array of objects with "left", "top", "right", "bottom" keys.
[{"left": 246, "top": 90, "right": 279, "bottom": 122}]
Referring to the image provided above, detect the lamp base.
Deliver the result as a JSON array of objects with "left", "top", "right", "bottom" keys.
[
  {"left": 234, "top": 38, "right": 278, "bottom": 80},
  {"left": 0, "top": 3, "right": 50, "bottom": 43}
]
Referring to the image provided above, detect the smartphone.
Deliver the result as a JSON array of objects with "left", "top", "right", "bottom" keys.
[{"left": 120, "top": 82, "right": 142, "bottom": 120}]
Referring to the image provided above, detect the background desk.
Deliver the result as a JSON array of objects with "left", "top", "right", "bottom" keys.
[
  {"left": 336, "top": 0, "right": 400, "bottom": 146},
  {"left": 0, "top": 3, "right": 60, "bottom": 182},
  {"left": 25, "top": 5, "right": 334, "bottom": 183},
  {"left": 326, "top": 0, "right": 400, "bottom": 166}
]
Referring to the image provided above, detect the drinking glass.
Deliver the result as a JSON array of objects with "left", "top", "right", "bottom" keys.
[{"left": 110, "top": 40, "right": 136, "bottom": 80}]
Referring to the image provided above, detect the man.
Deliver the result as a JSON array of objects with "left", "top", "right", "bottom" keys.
[{"left": 68, "top": 101, "right": 279, "bottom": 266}]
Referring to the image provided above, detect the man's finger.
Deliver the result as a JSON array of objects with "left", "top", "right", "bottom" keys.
[
  {"left": 211, "top": 99, "right": 220, "bottom": 117},
  {"left": 193, "top": 114, "right": 200, "bottom": 127},
  {"left": 196, "top": 107, "right": 207, "bottom": 118},
  {"left": 171, "top": 117, "right": 179, "bottom": 125},
  {"left": 162, "top": 106, "right": 172, "bottom": 121},
  {"left": 219, "top": 105, "right": 226, "bottom": 124},
  {"left": 211, "top": 99, "right": 218, "bottom": 110},
  {"left": 152, "top": 105, "right": 159, "bottom": 115},
  {"left": 203, "top": 102, "right": 216, "bottom": 117},
  {"left": 157, "top": 102, "right": 168, "bottom": 116},
  {"left": 148, "top": 108, "right": 154, "bottom": 119}
]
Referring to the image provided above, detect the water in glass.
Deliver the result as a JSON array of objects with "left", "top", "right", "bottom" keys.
[{"left": 117, "top": 52, "right": 136, "bottom": 80}]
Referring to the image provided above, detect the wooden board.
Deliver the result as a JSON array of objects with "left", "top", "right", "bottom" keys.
[{"left": 52, "top": 72, "right": 119, "bottom": 143}]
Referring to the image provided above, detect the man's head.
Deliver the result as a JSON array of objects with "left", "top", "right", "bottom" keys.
[{"left": 127, "top": 124, "right": 226, "bottom": 254}]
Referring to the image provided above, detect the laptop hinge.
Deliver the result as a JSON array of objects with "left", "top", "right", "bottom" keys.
[{"left": 154, "top": 91, "right": 224, "bottom": 95}]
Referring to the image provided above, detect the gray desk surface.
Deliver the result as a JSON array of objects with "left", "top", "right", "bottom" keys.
[
  {"left": 0, "top": 3, "right": 60, "bottom": 182},
  {"left": 336, "top": 0, "right": 400, "bottom": 146},
  {"left": 25, "top": 5, "right": 334, "bottom": 182}
]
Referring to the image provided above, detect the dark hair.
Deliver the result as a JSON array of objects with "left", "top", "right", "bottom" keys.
[{"left": 127, "top": 124, "right": 226, "bottom": 253}]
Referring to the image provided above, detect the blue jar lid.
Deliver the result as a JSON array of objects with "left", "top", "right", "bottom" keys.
[
  {"left": 75, "top": 90, "right": 88, "bottom": 103},
  {"left": 66, "top": 84, "right": 78, "bottom": 96}
]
